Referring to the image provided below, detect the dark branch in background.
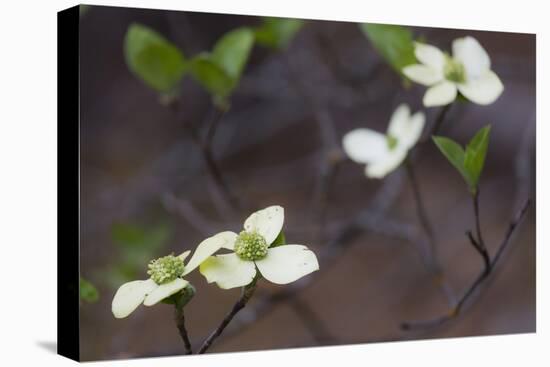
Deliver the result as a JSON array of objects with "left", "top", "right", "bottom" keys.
[
  {"left": 204, "top": 105, "right": 227, "bottom": 148},
  {"left": 161, "top": 192, "right": 231, "bottom": 236},
  {"left": 290, "top": 297, "right": 337, "bottom": 345},
  {"left": 198, "top": 281, "right": 258, "bottom": 354},
  {"left": 222, "top": 170, "right": 407, "bottom": 338},
  {"left": 420, "top": 102, "right": 453, "bottom": 144},
  {"left": 514, "top": 114, "right": 535, "bottom": 212},
  {"left": 168, "top": 100, "right": 241, "bottom": 218},
  {"left": 402, "top": 198, "right": 530, "bottom": 330},
  {"left": 153, "top": 22, "right": 533, "bottom": 352},
  {"left": 405, "top": 159, "right": 457, "bottom": 306},
  {"left": 281, "top": 48, "right": 344, "bottom": 245},
  {"left": 174, "top": 308, "right": 193, "bottom": 354},
  {"left": 472, "top": 190, "right": 491, "bottom": 274}
]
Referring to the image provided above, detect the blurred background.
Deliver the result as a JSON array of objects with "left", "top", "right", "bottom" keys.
[{"left": 77, "top": 5, "right": 536, "bottom": 361}]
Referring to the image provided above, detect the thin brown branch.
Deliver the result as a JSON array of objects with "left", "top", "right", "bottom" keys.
[
  {"left": 161, "top": 192, "right": 222, "bottom": 236},
  {"left": 405, "top": 159, "right": 437, "bottom": 259},
  {"left": 420, "top": 102, "right": 453, "bottom": 144},
  {"left": 281, "top": 52, "right": 343, "bottom": 245},
  {"left": 168, "top": 100, "right": 241, "bottom": 214},
  {"left": 405, "top": 159, "right": 457, "bottom": 306},
  {"left": 174, "top": 307, "right": 193, "bottom": 354},
  {"left": 198, "top": 281, "right": 258, "bottom": 354},
  {"left": 472, "top": 190, "right": 491, "bottom": 274},
  {"left": 222, "top": 171, "right": 407, "bottom": 337},
  {"left": 290, "top": 297, "right": 337, "bottom": 345},
  {"left": 401, "top": 198, "right": 531, "bottom": 331},
  {"left": 204, "top": 105, "right": 228, "bottom": 148}
]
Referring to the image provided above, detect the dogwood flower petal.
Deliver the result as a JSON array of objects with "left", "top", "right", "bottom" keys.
[
  {"left": 399, "top": 111, "right": 425, "bottom": 149},
  {"left": 243, "top": 205, "right": 284, "bottom": 246},
  {"left": 143, "top": 278, "right": 188, "bottom": 306},
  {"left": 342, "top": 128, "right": 388, "bottom": 164},
  {"left": 423, "top": 81, "right": 457, "bottom": 107},
  {"left": 112, "top": 279, "right": 157, "bottom": 318},
  {"left": 387, "top": 104, "right": 411, "bottom": 139},
  {"left": 403, "top": 64, "right": 443, "bottom": 86},
  {"left": 200, "top": 253, "right": 257, "bottom": 289},
  {"left": 178, "top": 250, "right": 191, "bottom": 262},
  {"left": 365, "top": 147, "right": 407, "bottom": 178},
  {"left": 415, "top": 42, "right": 445, "bottom": 70},
  {"left": 255, "top": 245, "right": 319, "bottom": 285},
  {"left": 387, "top": 104, "right": 425, "bottom": 149},
  {"left": 213, "top": 231, "right": 238, "bottom": 250},
  {"left": 182, "top": 234, "right": 228, "bottom": 275},
  {"left": 452, "top": 36, "right": 490, "bottom": 80},
  {"left": 457, "top": 70, "right": 504, "bottom": 105}
]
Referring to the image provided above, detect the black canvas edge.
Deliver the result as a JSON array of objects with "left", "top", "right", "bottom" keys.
[{"left": 57, "top": 4, "right": 81, "bottom": 362}]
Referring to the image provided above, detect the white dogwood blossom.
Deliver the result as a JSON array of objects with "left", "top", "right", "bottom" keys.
[
  {"left": 403, "top": 36, "right": 504, "bottom": 107},
  {"left": 342, "top": 104, "right": 425, "bottom": 178},
  {"left": 200, "top": 206, "right": 319, "bottom": 289},
  {"left": 111, "top": 235, "right": 227, "bottom": 318}
]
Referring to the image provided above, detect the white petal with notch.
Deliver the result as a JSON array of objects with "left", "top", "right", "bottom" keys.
[
  {"left": 213, "top": 231, "right": 238, "bottom": 250},
  {"left": 365, "top": 147, "right": 408, "bottom": 179},
  {"left": 255, "top": 245, "right": 319, "bottom": 285},
  {"left": 182, "top": 234, "right": 228, "bottom": 275},
  {"left": 457, "top": 70, "right": 504, "bottom": 105},
  {"left": 243, "top": 205, "right": 284, "bottom": 246},
  {"left": 403, "top": 64, "right": 443, "bottom": 86},
  {"left": 143, "top": 278, "right": 188, "bottom": 306},
  {"left": 452, "top": 36, "right": 490, "bottom": 80},
  {"left": 112, "top": 279, "right": 157, "bottom": 318},
  {"left": 423, "top": 81, "right": 457, "bottom": 107},
  {"left": 414, "top": 42, "right": 445, "bottom": 70},
  {"left": 399, "top": 111, "right": 425, "bottom": 149},
  {"left": 178, "top": 250, "right": 191, "bottom": 262},
  {"left": 342, "top": 128, "right": 388, "bottom": 164},
  {"left": 387, "top": 104, "right": 411, "bottom": 140},
  {"left": 200, "top": 253, "right": 257, "bottom": 289}
]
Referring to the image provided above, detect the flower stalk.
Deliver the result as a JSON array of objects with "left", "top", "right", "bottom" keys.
[
  {"left": 470, "top": 189, "right": 491, "bottom": 275},
  {"left": 420, "top": 102, "right": 453, "bottom": 144},
  {"left": 175, "top": 307, "right": 193, "bottom": 354},
  {"left": 198, "top": 279, "right": 258, "bottom": 354}
]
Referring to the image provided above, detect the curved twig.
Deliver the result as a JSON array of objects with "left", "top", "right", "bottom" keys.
[
  {"left": 401, "top": 198, "right": 530, "bottom": 330},
  {"left": 198, "top": 281, "right": 258, "bottom": 354}
]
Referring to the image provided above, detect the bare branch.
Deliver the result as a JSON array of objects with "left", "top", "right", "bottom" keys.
[
  {"left": 405, "top": 158, "right": 457, "bottom": 306},
  {"left": 198, "top": 282, "right": 258, "bottom": 354},
  {"left": 401, "top": 198, "right": 531, "bottom": 331},
  {"left": 174, "top": 308, "right": 193, "bottom": 354},
  {"left": 420, "top": 102, "right": 453, "bottom": 144}
]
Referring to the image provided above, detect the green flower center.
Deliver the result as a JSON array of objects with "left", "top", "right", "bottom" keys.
[
  {"left": 386, "top": 135, "right": 398, "bottom": 150},
  {"left": 147, "top": 254, "right": 185, "bottom": 284},
  {"left": 234, "top": 231, "right": 268, "bottom": 261},
  {"left": 444, "top": 55, "right": 466, "bottom": 83}
]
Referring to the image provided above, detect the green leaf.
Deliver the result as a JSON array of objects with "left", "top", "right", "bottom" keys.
[
  {"left": 433, "top": 126, "right": 492, "bottom": 194},
  {"left": 211, "top": 27, "right": 255, "bottom": 81},
  {"left": 188, "top": 27, "right": 254, "bottom": 105},
  {"left": 359, "top": 23, "right": 416, "bottom": 75},
  {"left": 433, "top": 136, "right": 472, "bottom": 187},
  {"left": 189, "top": 54, "right": 235, "bottom": 101},
  {"left": 124, "top": 23, "right": 187, "bottom": 93},
  {"left": 80, "top": 277, "right": 99, "bottom": 303},
  {"left": 255, "top": 17, "right": 305, "bottom": 50},
  {"left": 464, "top": 125, "right": 491, "bottom": 192}
]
